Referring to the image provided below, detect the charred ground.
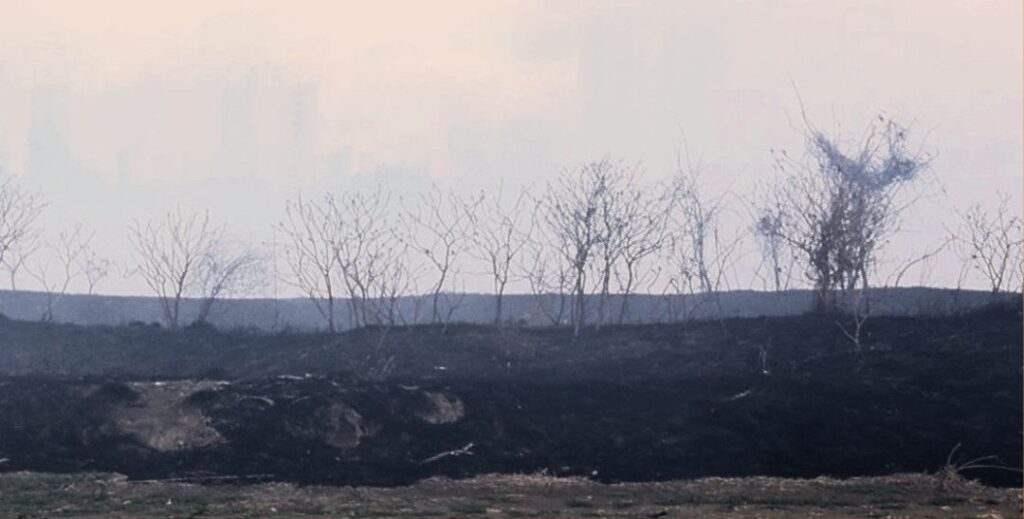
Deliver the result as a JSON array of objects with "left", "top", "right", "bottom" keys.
[{"left": 0, "top": 301, "right": 1019, "bottom": 488}]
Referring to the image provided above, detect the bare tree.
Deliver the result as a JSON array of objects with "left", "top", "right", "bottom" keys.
[
  {"left": 539, "top": 160, "right": 672, "bottom": 332},
  {"left": 334, "top": 187, "right": 412, "bottom": 328},
  {"left": 666, "top": 162, "right": 745, "bottom": 322},
  {"left": 583, "top": 164, "right": 675, "bottom": 326},
  {"left": 368, "top": 241, "right": 414, "bottom": 327},
  {"left": 2, "top": 233, "right": 40, "bottom": 291},
  {"left": 129, "top": 209, "right": 223, "bottom": 330},
  {"left": 279, "top": 194, "right": 344, "bottom": 333},
  {"left": 460, "top": 185, "right": 531, "bottom": 325},
  {"left": 949, "top": 193, "right": 1023, "bottom": 295},
  {"left": 753, "top": 211, "right": 798, "bottom": 292},
  {"left": 0, "top": 176, "right": 46, "bottom": 298},
  {"left": 353, "top": 234, "right": 419, "bottom": 379},
  {"left": 194, "top": 245, "right": 264, "bottom": 325},
  {"left": 27, "top": 225, "right": 94, "bottom": 321},
  {"left": 519, "top": 217, "right": 571, "bottom": 326},
  {"left": 613, "top": 187, "right": 674, "bottom": 324},
  {"left": 836, "top": 286, "right": 870, "bottom": 351},
  {"left": 354, "top": 238, "right": 416, "bottom": 378},
  {"left": 588, "top": 163, "right": 644, "bottom": 329},
  {"left": 281, "top": 188, "right": 415, "bottom": 332},
  {"left": 541, "top": 161, "right": 611, "bottom": 337},
  {"left": 79, "top": 244, "right": 112, "bottom": 296},
  {"left": 402, "top": 185, "right": 467, "bottom": 324},
  {"left": 755, "top": 115, "right": 928, "bottom": 315},
  {"left": 662, "top": 240, "right": 702, "bottom": 324},
  {"left": 884, "top": 240, "right": 948, "bottom": 289}
]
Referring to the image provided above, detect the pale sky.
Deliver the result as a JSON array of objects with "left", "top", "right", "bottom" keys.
[{"left": 0, "top": 0, "right": 1020, "bottom": 296}]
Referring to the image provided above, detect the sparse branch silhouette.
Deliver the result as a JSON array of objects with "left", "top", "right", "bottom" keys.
[
  {"left": 2, "top": 233, "right": 40, "bottom": 292},
  {"left": 80, "top": 242, "right": 112, "bottom": 296},
  {"left": 541, "top": 161, "right": 613, "bottom": 338},
  {"left": 613, "top": 183, "right": 674, "bottom": 324},
  {"left": 280, "top": 188, "right": 412, "bottom": 333},
  {"left": 26, "top": 224, "right": 95, "bottom": 321},
  {"left": 195, "top": 245, "right": 263, "bottom": 325},
  {"left": 334, "top": 187, "right": 410, "bottom": 328},
  {"left": 35, "top": 118, "right": 981, "bottom": 335},
  {"left": 459, "top": 184, "right": 532, "bottom": 325},
  {"left": 667, "top": 159, "right": 744, "bottom": 322},
  {"left": 0, "top": 176, "right": 46, "bottom": 298},
  {"left": 753, "top": 210, "right": 798, "bottom": 292},
  {"left": 128, "top": 208, "right": 223, "bottom": 331},
  {"left": 279, "top": 194, "right": 344, "bottom": 333},
  {"left": 518, "top": 207, "right": 571, "bottom": 326},
  {"left": 949, "top": 193, "right": 1023, "bottom": 295},
  {"left": 402, "top": 185, "right": 467, "bottom": 324}
]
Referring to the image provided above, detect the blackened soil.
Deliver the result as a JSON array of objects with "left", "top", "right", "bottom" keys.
[{"left": 0, "top": 303, "right": 1019, "bottom": 487}]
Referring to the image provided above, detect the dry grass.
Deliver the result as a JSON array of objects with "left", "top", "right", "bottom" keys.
[{"left": 0, "top": 471, "right": 1018, "bottom": 519}]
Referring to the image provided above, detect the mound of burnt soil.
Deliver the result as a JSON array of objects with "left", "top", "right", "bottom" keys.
[
  {"left": 0, "top": 349, "right": 1019, "bottom": 487},
  {"left": 0, "top": 305, "right": 1018, "bottom": 486}
]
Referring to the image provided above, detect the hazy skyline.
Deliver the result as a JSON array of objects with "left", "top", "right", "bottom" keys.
[{"left": 0, "top": 1, "right": 1020, "bottom": 296}]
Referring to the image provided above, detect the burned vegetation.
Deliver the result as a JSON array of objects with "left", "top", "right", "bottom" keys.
[
  {"left": 0, "top": 300, "right": 1019, "bottom": 490},
  {"left": 0, "top": 115, "right": 1017, "bottom": 519}
]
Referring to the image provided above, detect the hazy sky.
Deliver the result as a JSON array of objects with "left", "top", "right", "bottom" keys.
[{"left": 0, "top": 1, "right": 1020, "bottom": 296}]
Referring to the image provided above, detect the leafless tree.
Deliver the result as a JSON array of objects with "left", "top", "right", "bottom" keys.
[
  {"left": 666, "top": 162, "right": 745, "bottom": 322},
  {"left": 2, "top": 233, "right": 40, "bottom": 291},
  {"left": 755, "top": 115, "right": 928, "bottom": 316},
  {"left": 541, "top": 161, "right": 612, "bottom": 337},
  {"left": 129, "top": 209, "right": 223, "bottom": 330},
  {"left": 460, "top": 185, "right": 532, "bottom": 325},
  {"left": 569, "top": 164, "right": 625, "bottom": 327},
  {"left": 613, "top": 188, "right": 674, "bottom": 324},
  {"left": 279, "top": 194, "right": 344, "bottom": 333},
  {"left": 753, "top": 211, "right": 798, "bottom": 292},
  {"left": 836, "top": 287, "right": 870, "bottom": 351},
  {"left": 334, "top": 187, "right": 412, "bottom": 328},
  {"left": 80, "top": 244, "right": 112, "bottom": 296},
  {"left": 194, "top": 245, "right": 264, "bottom": 325},
  {"left": 402, "top": 185, "right": 467, "bottom": 324},
  {"left": 949, "top": 193, "right": 1023, "bottom": 294},
  {"left": 26, "top": 225, "right": 94, "bottom": 321},
  {"left": 662, "top": 245, "right": 702, "bottom": 324},
  {"left": 584, "top": 164, "right": 675, "bottom": 326},
  {"left": 0, "top": 176, "right": 46, "bottom": 295},
  {"left": 590, "top": 164, "right": 638, "bottom": 328},
  {"left": 538, "top": 160, "right": 673, "bottom": 333},
  {"left": 281, "top": 188, "right": 415, "bottom": 332},
  {"left": 884, "top": 240, "right": 948, "bottom": 289},
  {"left": 518, "top": 217, "right": 571, "bottom": 326},
  {"left": 369, "top": 244, "right": 415, "bottom": 327}
]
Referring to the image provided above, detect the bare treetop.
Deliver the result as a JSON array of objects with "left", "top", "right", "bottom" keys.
[
  {"left": 459, "top": 184, "right": 532, "bottom": 324},
  {"left": 950, "top": 193, "right": 1023, "bottom": 294},
  {"left": 279, "top": 194, "right": 345, "bottom": 332},
  {"left": 0, "top": 175, "right": 46, "bottom": 277},
  {"left": 129, "top": 208, "right": 224, "bottom": 330}
]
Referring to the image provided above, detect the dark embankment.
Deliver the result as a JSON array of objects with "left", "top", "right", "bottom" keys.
[{"left": 0, "top": 301, "right": 1019, "bottom": 487}]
